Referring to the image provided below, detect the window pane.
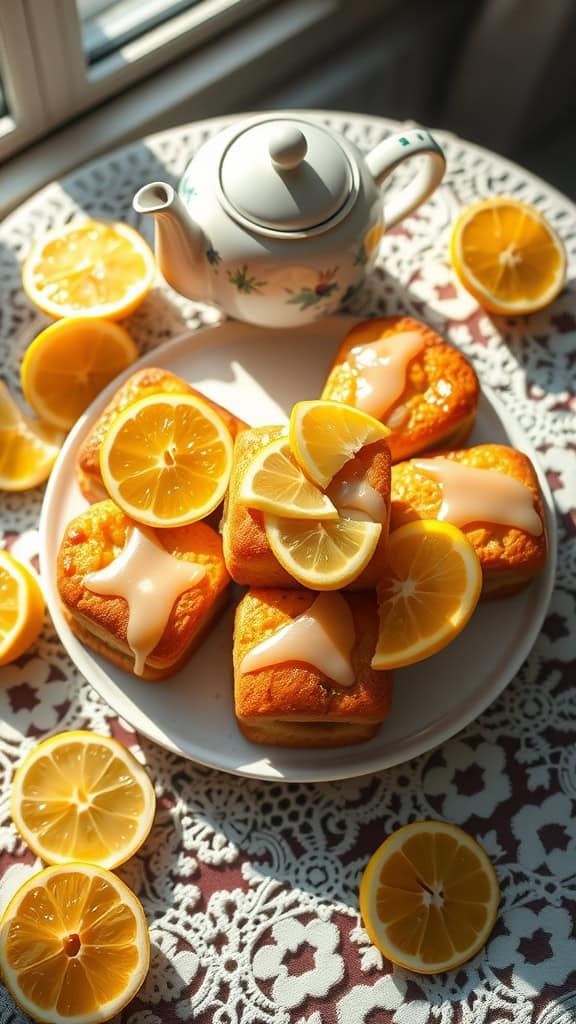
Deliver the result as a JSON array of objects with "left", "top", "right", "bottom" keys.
[
  {"left": 77, "top": 0, "right": 200, "bottom": 64},
  {"left": 0, "top": 71, "right": 9, "bottom": 119}
]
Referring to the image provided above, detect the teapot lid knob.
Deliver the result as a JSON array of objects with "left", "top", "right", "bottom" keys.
[{"left": 269, "top": 126, "right": 308, "bottom": 170}]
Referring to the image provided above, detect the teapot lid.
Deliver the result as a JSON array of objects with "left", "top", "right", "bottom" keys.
[{"left": 219, "top": 118, "right": 356, "bottom": 233}]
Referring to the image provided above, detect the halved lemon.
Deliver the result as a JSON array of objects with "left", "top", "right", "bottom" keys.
[
  {"left": 264, "top": 513, "right": 381, "bottom": 589},
  {"left": 0, "top": 550, "right": 45, "bottom": 666},
  {"left": 0, "top": 380, "right": 63, "bottom": 491},
  {"left": 0, "top": 862, "right": 150, "bottom": 1024},
  {"left": 450, "top": 197, "right": 566, "bottom": 315},
  {"left": 21, "top": 317, "right": 139, "bottom": 431},
  {"left": 371, "top": 520, "right": 482, "bottom": 670},
  {"left": 239, "top": 437, "right": 338, "bottom": 518},
  {"left": 11, "top": 731, "right": 156, "bottom": 868},
  {"left": 289, "top": 399, "right": 390, "bottom": 488},
  {"left": 22, "top": 219, "right": 156, "bottom": 320},
  {"left": 99, "top": 392, "right": 234, "bottom": 528},
  {"left": 359, "top": 820, "right": 500, "bottom": 973}
]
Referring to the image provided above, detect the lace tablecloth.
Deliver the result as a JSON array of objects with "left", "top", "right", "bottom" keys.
[{"left": 1, "top": 111, "right": 575, "bottom": 1024}]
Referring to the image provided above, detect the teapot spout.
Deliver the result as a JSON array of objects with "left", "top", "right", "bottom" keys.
[{"left": 133, "top": 182, "right": 210, "bottom": 303}]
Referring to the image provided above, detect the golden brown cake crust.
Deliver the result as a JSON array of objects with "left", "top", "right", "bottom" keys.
[
  {"left": 237, "top": 719, "right": 382, "bottom": 746},
  {"left": 60, "top": 591, "right": 229, "bottom": 682},
  {"left": 321, "top": 316, "right": 479, "bottom": 463},
  {"left": 390, "top": 444, "right": 547, "bottom": 597},
  {"left": 76, "top": 367, "right": 247, "bottom": 503},
  {"left": 222, "top": 426, "right": 391, "bottom": 588},
  {"left": 57, "top": 499, "right": 231, "bottom": 679},
  {"left": 233, "top": 588, "right": 394, "bottom": 747}
]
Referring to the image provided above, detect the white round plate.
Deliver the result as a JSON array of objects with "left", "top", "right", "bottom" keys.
[{"left": 40, "top": 317, "right": 556, "bottom": 781}]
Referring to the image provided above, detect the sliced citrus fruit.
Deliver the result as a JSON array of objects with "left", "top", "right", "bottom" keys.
[
  {"left": 22, "top": 219, "right": 156, "bottom": 320},
  {"left": 450, "top": 197, "right": 566, "bottom": 315},
  {"left": 0, "top": 380, "right": 63, "bottom": 491},
  {"left": 99, "top": 392, "right": 233, "bottom": 527},
  {"left": 239, "top": 437, "right": 339, "bottom": 519},
  {"left": 264, "top": 513, "right": 381, "bottom": 589},
  {"left": 11, "top": 731, "right": 156, "bottom": 869},
  {"left": 0, "top": 862, "right": 150, "bottom": 1024},
  {"left": 21, "top": 317, "right": 139, "bottom": 431},
  {"left": 371, "top": 520, "right": 481, "bottom": 670},
  {"left": 289, "top": 399, "right": 390, "bottom": 488},
  {"left": 359, "top": 820, "right": 500, "bottom": 973},
  {"left": 0, "top": 550, "right": 45, "bottom": 666}
]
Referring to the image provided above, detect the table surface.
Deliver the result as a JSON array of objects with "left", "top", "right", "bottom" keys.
[{"left": 1, "top": 110, "right": 575, "bottom": 1024}]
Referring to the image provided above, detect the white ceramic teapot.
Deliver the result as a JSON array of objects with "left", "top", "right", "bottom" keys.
[{"left": 134, "top": 114, "right": 446, "bottom": 328}]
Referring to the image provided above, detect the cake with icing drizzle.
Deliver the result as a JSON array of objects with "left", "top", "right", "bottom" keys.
[
  {"left": 390, "top": 444, "right": 547, "bottom": 596},
  {"left": 222, "top": 425, "right": 391, "bottom": 588},
  {"left": 321, "top": 316, "right": 479, "bottom": 462},
  {"left": 233, "top": 589, "right": 394, "bottom": 747},
  {"left": 57, "top": 499, "right": 231, "bottom": 679}
]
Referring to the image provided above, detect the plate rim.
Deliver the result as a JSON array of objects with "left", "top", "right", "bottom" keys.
[{"left": 39, "top": 317, "right": 558, "bottom": 781}]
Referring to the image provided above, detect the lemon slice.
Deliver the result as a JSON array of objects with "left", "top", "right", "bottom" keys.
[
  {"left": 21, "top": 317, "right": 139, "bottom": 431},
  {"left": 371, "top": 520, "right": 482, "bottom": 670},
  {"left": 264, "top": 513, "right": 381, "bottom": 589},
  {"left": 360, "top": 820, "right": 499, "bottom": 973},
  {"left": 99, "top": 392, "right": 234, "bottom": 527},
  {"left": 0, "top": 550, "right": 45, "bottom": 666},
  {"left": 0, "top": 380, "right": 63, "bottom": 491},
  {"left": 239, "top": 437, "right": 338, "bottom": 518},
  {"left": 450, "top": 198, "right": 566, "bottom": 315},
  {"left": 0, "top": 862, "right": 150, "bottom": 1024},
  {"left": 22, "top": 219, "right": 156, "bottom": 320},
  {"left": 11, "top": 730, "right": 156, "bottom": 868},
  {"left": 289, "top": 399, "right": 390, "bottom": 488}
]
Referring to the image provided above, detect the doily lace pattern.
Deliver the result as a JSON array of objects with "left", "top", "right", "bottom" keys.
[{"left": 1, "top": 113, "right": 575, "bottom": 1024}]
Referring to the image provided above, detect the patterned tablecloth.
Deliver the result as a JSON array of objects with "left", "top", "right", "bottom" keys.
[{"left": 1, "top": 111, "right": 575, "bottom": 1024}]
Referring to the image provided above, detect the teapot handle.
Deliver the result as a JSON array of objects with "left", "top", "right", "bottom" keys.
[{"left": 366, "top": 129, "right": 446, "bottom": 229}]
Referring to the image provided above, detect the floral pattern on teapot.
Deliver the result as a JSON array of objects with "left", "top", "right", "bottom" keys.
[
  {"left": 226, "top": 265, "right": 267, "bottom": 294},
  {"left": 285, "top": 268, "right": 340, "bottom": 311}
]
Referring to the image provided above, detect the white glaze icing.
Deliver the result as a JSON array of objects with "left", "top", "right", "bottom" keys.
[
  {"left": 240, "top": 592, "right": 356, "bottom": 686},
  {"left": 349, "top": 330, "right": 425, "bottom": 419},
  {"left": 85, "top": 526, "right": 206, "bottom": 675},
  {"left": 414, "top": 457, "right": 543, "bottom": 535}
]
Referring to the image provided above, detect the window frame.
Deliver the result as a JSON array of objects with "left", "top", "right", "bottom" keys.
[
  {"left": 22, "top": 0, "right": 281, "bottom": 127},
  {"left": 0, "top": 0, "right": 390, "bottom": 216},
  {"left": 0, "top": 3, "right": 46, "bottom": 162}
]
